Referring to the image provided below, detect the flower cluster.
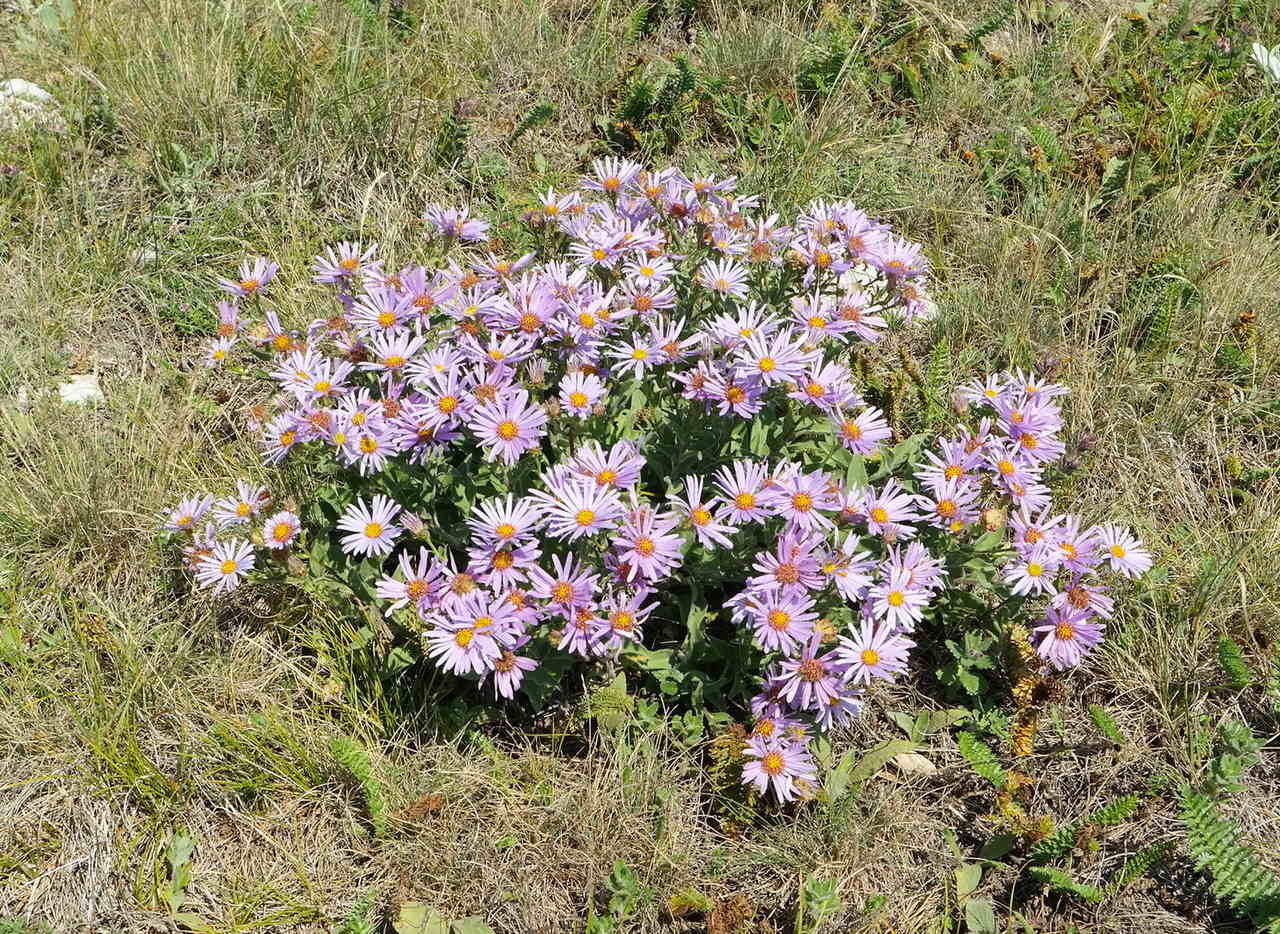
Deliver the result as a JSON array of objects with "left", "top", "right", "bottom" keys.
[{"left": 164, "top": 163, "right": 1151, "bottom": 805}]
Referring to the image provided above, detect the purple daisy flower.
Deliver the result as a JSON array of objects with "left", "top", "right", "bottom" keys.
[
  {"left": 337, "top": 494, "right": 402, "bottom": 558},
  {"left": 469, "top": 388, "right": 549, "bottom": 465},
  {"left": 559, "top": 371, "right": 606, "bottom": 417},
  {"left": 741, "top": 735, "right": 818, "bottom": 803},
  {"left": 490, "top": 645, "right": 539, "bottom": 699},
  {"left": 736, "top": 328, "right": 811, "bottom": 386},
  {"left": 713, "top": 460, "right": 775, "bottom": 525},
  {"left": 1092, "top": 524, "right": 1152, "bottom": 578},
  {"left": 261, "top": 510, "right": 301, "bottom": 550},
  {"left": 375, "top": 548, "right": 443, "bottom": 615},
  {"left": 773, "top": 471, "right": 837, "bottom": 532},
  {"left": 670, "top": 475, "right": 736, "bottom": 550},
  {"left": 611, "top": 498, "right": 684, "bottom": 584},
  {"left": 833, "top": 406, "right": 892, "bottom": 455},
  {"left": 312, "top": 241, "right": 381, "bottom": 285},
  {"left": 467, "top": 494, "right": 544, "bottom": 547},
  {"left": 1051, "top": 575, "right": 1115, "bottom": 619},
  {"left": 863, "top": 480, "right": 922, "bottom": 541},
  {"left": 776, "top": 634, "right": 847, "bottom": 712},
  {"left": 747, "top": 591, "right": 818, "bottom": 655},
  {"left": 527, "top": 553, "right": 599, "bottom": 613},
  {"left": 532, "top": 479, "right": 623, "bottom": 541},
  {"left": 1034, "top": 607, "right": 1104, "bottom": 670},
  {"left": 697, "top": 257, "right": 750, "bottom": 299},
  {"left": 870, "top": 569, "right": 930, "bottom": 631},
  {"left": 213, "top": 481, "right": 270, "bottom": 528},
  {"left": 835, "top": 621, "right": 915, "bottom": 685},
  {"left": 749, "top": 531, "right": 825, "bottom": 596},
  {"left": 217, "top": 256, "right": 279, "bottom": 299},
  {"left": 1002, "top": 544, "right": 1060, "bottom": 596},
  {"left": 164, "top": 494, "right": 214, "bottom": 533},
  {"left": 195, "top": 539, "right": 255, "bottom": 595}
]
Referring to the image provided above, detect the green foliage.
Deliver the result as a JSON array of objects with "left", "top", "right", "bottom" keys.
[
  {"left": 1181, "top": 787, "right": 1280, "bottom": 927},
  {"left": 957, "top": 732, "right": 1006, "bottom": 789},
  {"left": 1087, "top": 704, "right": 1125, "bottom": 744},
  {"left": 339, "top": 892, "right": 378, "bottom": 934},
  {"left": 330, "top": 735, "right": 388, "bottom": 837},
  {"left": 434, "top": 103, "right": 472, "bottom": 170},
  {"left": 1217, "top": 634, "right": 1251, "bottom": 691},
  {"left": 601, "top": 55, "right": 700, "bottom": 153},
  {"left": 1029, "top": 794, "right": 1139, "bottom": 863},
  {"left": 1205, "top": 720, "right": 1263, "bottom": 796},
  {"left": 961, "top": 1, "right": 1015, "bottom": 50},
  {"left": 1027, "top": 866, "right": 1104, "bottom": 903},
  {"left": 795, "top": 874, "right": 842, "bottom": 934},
  {"left": 585, "top": 672, "right": 634, "bottom": 731},
  {"left": 937, "top": 631, "right": 997, "bottom": 698},
  {"left": 507, "top": 100, "right": 556, "bottom": 145},
  {"left": 1106, "top": 841, "right": 1175, "bottom": 896},
  {"left": 394, "top": 905, "right": 494, "bottom": 934},
  {"left": 586, "top": 860, "right": 652, "bottom": 932},
  {"left": 158, "top": 830, "right": 195, "bottom": 916}
]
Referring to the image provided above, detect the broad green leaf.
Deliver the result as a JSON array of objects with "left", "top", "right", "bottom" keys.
[
  {"left": 964, "top": 898, "right": 997, "bottom": 933},
  {"left": 394, "top": 903, "right": 449, "bottom": 934},
  {"left": 450, "top": 919, "right": 496, "bottom": 934},
  {"left": 955, "top": 862, "right": 982, "bottom": 899}
]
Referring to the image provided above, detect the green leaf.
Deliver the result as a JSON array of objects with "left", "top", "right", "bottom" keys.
[
  {"left": 957, "top": 733, "right": 1006, "bottom": 789},
  {"left": 450, "top": 919, "right": 496, "bottom": 934},
  {"left": 1028, "top": 866, "right": 1104, "bottom": 903},
  {"left": 1087, "top": 704, "right": 1125, "bottom": 744},
  {"left": 964, "top": 898, "right": 998, "bottom": 933},
  {"left": 394, "top": 903, "right": 449, "bottom": 934},
  {"left": 955, "top": 862, "right": 982, "bottom": 899},
  {"left": 830, "top": 739, "right": 918, "bottom": 797}
]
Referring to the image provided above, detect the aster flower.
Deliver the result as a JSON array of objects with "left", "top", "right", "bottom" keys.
[
  {"left": 213, "top": 481, "right": 271, "bottom": 527},
  {"left": 422, "top": 204, "right": 490, "bottom": 242},
  {"left": 813, "top": 684, "right": 866, "bottom": 731},
  {"left": 217, "top": 256, "right": 279, "bottom": 299},
  {"left": 261, "top": 510, "right": 301, "bottom": 550},
  {"left": 823, "top": 539, "right": 876, "bottom": 602},
  {"left": 736, "top": 328, "right": 812, "bottom": 386},
  {"left": 528, "top": 552, "right": 600, "bottom": 613},
  {"left": 567, "top": 440, "right": 645, "bottom": 490},
  {"left": 789, "top": 359, "right": 859, "bottom": 412},
  {"left": 425, "top": 617, "right": 502, "bottom": 677},
  {"left": 205, "top": 337, "right": 236, "bottom": 367},
  {"left": 312, "top": 241, "right": 381, "bottom": 285},
  {"left": 959, "top": 374, "right": 1007, "bottom": 406},
  {"left": 469, "top": 389, "right": 549, "bottom": 465},
  {"left": 741, "top": 735, "right": 818, "bottom": 803},
  {"left": 195, "top": 539, "right": 255, "bottom": 595},
  {"left": 1052, "top": 575, "right": 1115, "bottom": 619},
  {"left": 164, "top": 494, "right": 214, "bottom": 533},
  {"left": 1092, "top": 524, "right": 1152, "bottom": 578},
  {"left": 832, "top": 407, "right": 892, "bottom": 455},
  {"left": 490, "top": 645, "right": 539, "bottom": 699},
  {"left": 581, "top": 156, "right": 643, "bottom": 195},
  {"left": 747, "top": 591, "right": 818, "bottom": 655},
  {"left": 706, "top": 370, "right": 766, "bottom": 419},
  {"left": 750, "top": 531, "right": 825, "bottom": 596},
  {"left": 1034, "top": 607, "right": 1104, "bottom": 670},
  {"left": 697, "top": 257, "right": 749, "bottom": 300},
  {"left": 599, "top": 591, "right": 656, "bottom": 650},
  {"left": 375, "top": 548, "right": 443, "bottom": 614},
  {"left": 773, "top": 471, "right": 837, "bottom": 532},
  {"left": 831, "top": 289, "right": 888, "bottom": 343},
  {"left": 260, "top": 414, "right": 302, "bottom": 465},
  {"left": 559, "top": 370, "right": 606, "bottom": 417},
  {"left": 608, "top": 334, "right": 662, "bottom": 378},
  {"left": 670, "top": 475, "right": 735, "bottom": 549},
  {"left": 532, "top": 479, "right": 623, "bottom": 541},
  {"left": 467, "top": 494, "right": 544, "bottom": 546},
  {"left": 611, "top": 498, "right": 684, "bottom": 583},
  {"left": 863, "top": 480, "right": 922, "bottom": 540},
  {"left": 775, "top": 634, "right": 847, "bottom": 712},
  {"left": 870, "top": 569, "right": 930, "bottom": 631},
  {"left": 835, "top": 621, "right": 915, "bottom": 685},
  {"left": 337, "top": 494, "right": 402, "bottom": 558},
  {"left": 360, "top": 329, "right": 425, "bottom": 376},
  {"left": 1002, "top": 544, "right": 1060, "bottom": 596},
  {"left": 468, "top": 539, "right": 541, "bottom": 590},
  {"left": 714, "top": 460, "right": 775, "bottom": 525},
  {"left": 916, "top": 478, "right": 981, "bottom": 534}
]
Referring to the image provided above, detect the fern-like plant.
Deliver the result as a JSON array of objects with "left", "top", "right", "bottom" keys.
[
  {"left": 958, "top": 732, "right": 1007, "bottom": 789},
  {"left": 331, "top": 735, "right": 388, "bottom": 837},
  {"left": 1029, "top": 793, "right": 1138, "bottom": 863},
  {"left": 1181, "top": 787, "right": 1280, "bottom": 928}
]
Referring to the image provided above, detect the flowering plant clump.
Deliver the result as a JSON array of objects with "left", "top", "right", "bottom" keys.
[{"left": 163, "top": 162, "right": 1151, "bottom": 803}]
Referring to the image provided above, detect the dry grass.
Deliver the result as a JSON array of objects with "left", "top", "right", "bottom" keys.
[{"left": 2, "top": 0, "right": 1279, "bottom": 930}]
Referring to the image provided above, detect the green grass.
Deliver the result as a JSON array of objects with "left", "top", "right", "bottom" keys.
[{"left": 2, "top": 0, "right": 1279, "bottom": 930}]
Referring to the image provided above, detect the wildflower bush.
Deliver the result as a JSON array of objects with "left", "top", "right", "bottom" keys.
[{"left": 163, "top": 162, "right": 1151, "bottom": 803}]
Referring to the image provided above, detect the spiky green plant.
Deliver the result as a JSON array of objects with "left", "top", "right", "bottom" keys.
[{"left": 330, "top": 735, "right": 388, "bottom": 838}]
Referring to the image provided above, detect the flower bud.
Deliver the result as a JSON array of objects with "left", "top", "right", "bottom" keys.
[
  {"left": 982, "top": 507, "right": 1008, "bottom": 532},
  {"left": 950, "top": 390, "right": 971, "bottom": 415},
  {"left": 400, "top": 510, "right": 425, "bottom": 535}
]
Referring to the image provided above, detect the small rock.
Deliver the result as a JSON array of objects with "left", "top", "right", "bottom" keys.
[
  {"left": 0, "top": 78, "right": 67, "bottom": 133},
  {"left": 57, "top": 374, "right": 104, "bottom": 405}
]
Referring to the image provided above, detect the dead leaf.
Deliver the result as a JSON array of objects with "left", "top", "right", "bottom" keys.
[{"left": 891, "top": 751, "right": 938, "bottom": 776}]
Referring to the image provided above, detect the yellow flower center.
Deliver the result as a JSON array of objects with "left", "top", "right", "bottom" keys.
[
  {"left": 767, "top": 610, "right": 790, "bottom": 631},
  {"left": 937, "top": 499, "right": 957, "bottom": 518},
  {"left": 887, "top": 591, "right": 905, "bottom": 607},
  {"left": 1054, "top": 621, "right": 1076, "bottom": 641},
  {"left": 691, "top": 507, "right": 711, "bottom": 525},
  {"left": 438, "top": 395, "right": 458, "bottom": 414},
  {"left": 632, "top": 347, "right": 649, "bottom": 360},
  {"left": 272, "top": 522, "right": 292, "bottom": 541},
  {"left": 591, "top": 248, "right": 607, "bottom": 261},
  {"left": 1110, "top": 544, "right": 1126, "bottom": 558},
  {"left": 1027, "top": 562, "right": 1044, "bottom": 577},
  {"left": 611, "top": 610, "right": 635, "bottom": 631},
  {"left": 495, "top": 523, "right": 516, "bottom": 539},
  {"left": 407, "top": 579, "right": 428, "bottom": 599},
  {"left": 792, "top": 493, "right": 813, "bottom": 512},
  {"left": 734, "top": 492, "right": 756, "bottom": 510},
  {"left": 569, "top": 391, "right": 588, "bottom": 407},
  {"left": 236, "top": 502, "right": 252, "bottom": 517},
  {"left": 493, "top": 552, "right": 514, "bottom": 570},
  {"left": 762, "top": 752, "right": 784, "bottom": 776},
  {"left": 758, "top": 357, "right": 776, "bottom": 373},
  {"left": 842, "top": 421, "right": 863, "bottom": 441},
  {"left": 239, "top": 278, "right": 260, "bottom": 292},
  {"left": 455, "top": 629, "right": 474, "bottom": 647},
  {"left": 635, "top": 536, "right": 655, "bottom": 556},
  {"left": 551, "top": 582, "right": 572, "bottom": 603},
  {"left": 219, "top": 559, "right": 237, "bottom": 574},
  {"left": 870, "top": 507, "right": 889, "bottom": 523},
  {"left": 808, "top": 316, "right": 827, "bottom": 329},
  {"left": 726, "top": 386, "right": 747, "bottom": 404},
  {"left": 497, "top": 421, "right": 519, "bottom": 441},
  {"left": 377, "top": 311, "right": 396, "bottom": 328},
  {"left": 998, "top": 459, "right": 1015, "bottom": 475},
  {"left": 574, "top": 509, "right": 596, "bottom": 527},
  {"left": 860, "top": 649, "right": 880, "bottom": 667},
  {"left": 279, "top": 431, "right": 296, "bottom": 447},
  {"left": 364, "top": 522, "right": 383, "bottom": 539}
]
